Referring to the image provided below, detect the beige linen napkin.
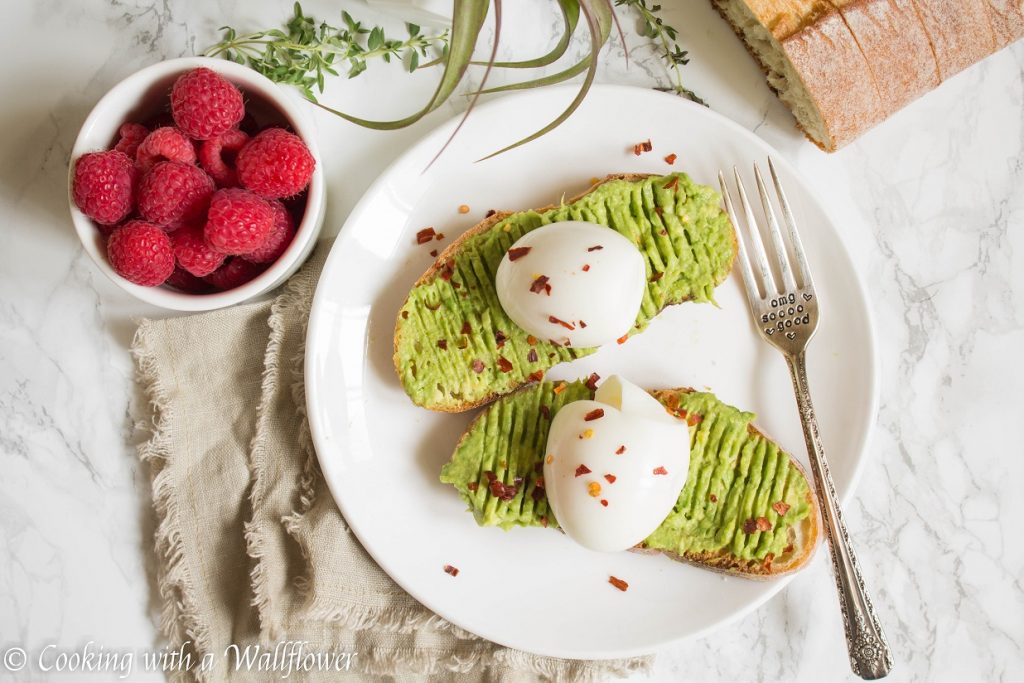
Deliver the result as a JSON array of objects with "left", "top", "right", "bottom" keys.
[{"left": 133, "top": 241, "right": 651, "bottom": 681}]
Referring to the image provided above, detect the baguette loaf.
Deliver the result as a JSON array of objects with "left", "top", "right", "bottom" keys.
[{"left": 711, "top": 0, "right": 1024, "bottom": 150}]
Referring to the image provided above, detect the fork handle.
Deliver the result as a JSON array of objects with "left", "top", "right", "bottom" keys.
[{"left": 786, "top": 351, "right": 893, "bottom": 679}]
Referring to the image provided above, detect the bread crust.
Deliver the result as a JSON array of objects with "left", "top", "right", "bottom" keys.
[
  {"left": 830, "top": 0, "right": 940, "bottom": 111},
  {"left": 711, "top": 0, "right": 1024, "bottom": 151},
  {"left": 393, "top": 174, "right": 739, "bottom": 413}
]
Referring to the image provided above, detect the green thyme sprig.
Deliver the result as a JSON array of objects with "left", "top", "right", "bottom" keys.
[
  {"left": 615, "top": 0, "right": 705, "bottom": 105},
  {"left": 204, "top": 2, "right": 449, "bottom": 102}
]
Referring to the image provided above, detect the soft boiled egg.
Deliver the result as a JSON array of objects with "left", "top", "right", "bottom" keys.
[
  {"left": 494, "top": 221, "right": 645, "bottom": 347},
  {"left": 543, "top": 376, "right": 691, "bottom": 552}
]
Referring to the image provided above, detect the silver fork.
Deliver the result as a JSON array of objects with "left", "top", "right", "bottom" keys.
[{"left": 719, "top": 159, "right": 893, "bottom": 680}]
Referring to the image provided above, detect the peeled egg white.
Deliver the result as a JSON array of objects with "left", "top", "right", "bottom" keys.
[
  {"left": 543, "top": 376, "right": 691, "bottom": 552},
  {"left": 495, "top": 221, "right": 645, "bottom": 348}
]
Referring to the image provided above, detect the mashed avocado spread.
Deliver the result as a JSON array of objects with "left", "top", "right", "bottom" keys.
[
  {"left": 395, "top": 173, "right": 736, "bottom": 410},
  {"left": 440, "top": 381, "right": 812, "bottom": 562}
]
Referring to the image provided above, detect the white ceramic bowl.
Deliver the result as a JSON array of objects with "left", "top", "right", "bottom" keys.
[{"left": 69, "top": 57, "right": 326, "bottom": 311}]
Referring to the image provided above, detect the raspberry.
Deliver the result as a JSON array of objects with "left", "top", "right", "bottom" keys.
[
  {"left": 136, "top": 127, "right": 196, "bottom": 171},
  {"left": 166, "top": 267, "right": 213, "bottom": 293},
  {"left": 170, "top": 67, "right": 245, "bottom": 141},
  {"left": 113, "top": 123, "right": 149, "bottom": 158},
  {"left": 172, "top": 225, "right": 225, "bottom": 276},
  {"left": 204, "top": 188, "right": 273, "bottom": 255},
  {"left": 236, "top": 128, "right": 315, "bottom": 199},
  {"left": 72, "top": 150, "right": 136, "bottom": 225},
  {"left": 204, "top": 257, "right": 266, "bottom": 291},
  {"left": 198, "top": 129, "right": 249, "bottom": 187},
  {"left": 107, "top": 220, "right": 175, "bottom": 286},
  {"left": 243, "top": 200, "right": 295, "bottom": 263},
  {"left": 138, "top": 161, "right": 215, "bottom": 226}
]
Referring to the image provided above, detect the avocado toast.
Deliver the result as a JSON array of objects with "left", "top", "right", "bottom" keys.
[
  {"left": 440, "top": 380, "right": 819, "bottom": 577},
  {"left": 394, "top": 173, "right": 737, "bottom": 412}
]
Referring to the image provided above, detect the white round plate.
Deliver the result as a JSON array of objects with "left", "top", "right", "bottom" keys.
[{"left": 305, "top": 85, "right": 877, "bottom": 660}]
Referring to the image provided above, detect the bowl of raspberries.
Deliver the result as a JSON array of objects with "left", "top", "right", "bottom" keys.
[{"left": 69, "top": 57, "right": 325, "bottom": 311}]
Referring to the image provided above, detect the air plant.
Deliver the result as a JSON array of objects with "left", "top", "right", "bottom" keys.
[{"left": 207, "top": 1, "right": 699, "bottom": 162}]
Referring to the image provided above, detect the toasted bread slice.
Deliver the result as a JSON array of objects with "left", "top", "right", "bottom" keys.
[
  {"left": 393, "top": 173, "right": 737, "bottom": 412},
  {"left": 440, "top": 380, "right": 819, "bottom": 578}
]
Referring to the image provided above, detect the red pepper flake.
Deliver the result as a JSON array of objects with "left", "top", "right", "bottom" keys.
[
  {"left": 526, "top": 335, "right": 537, "bottom": 345},
  {"left": 652, "top": 466, "right": 668, "bottom": 476},
  {"left": 534, "top": 462, "right": 544, "bottom": 474},
  {"left": 553, "top": 382, "right": 567, "bottom": 395},
  {"left": 532, "top": 486, "right": 546, "bottom": 502},
  {"left": 783, "top": 543, "right": 794, "bottom": 554},
  {"left": 435, "top": 232, "right": 445, "bottom": 240},
  {"left": 401, "top": 310, "right": 409, "bottom": 319},
  {"left": 772, "top": 501, "right": 791, "bottom": 516},
  {"left": 584, "top": 373, "right": 600, "bottom": 391},
  {"left": 485, "top": 209, "right": 496, "bottom": 218},
  {"left": 443, "top": 564, "right": 460, "bottom": 577},
  {"left": 452, "top": 281, "right": 461, "bottom": 289},
  {"left": 653, "top": 206, "right": 664, "bottom": 216},
  {"left": 755, "top": 517, "right": 772, "bottom": 532},
  {"left": 686, "top": 412, "right": 703, "bottom": 427},
  {"left": 663, "top": 176, "right": 680, "bottom": 191},
  {"left": 616, "top": 334, "right": 629, "bottom": 345},
  {"left": 530, "top": 275, "right": 552, "bottom": 295},
  {"left": 494, "top": 330, "right": 507, "bottom": 348},
  {"left": 539, "top": 405, "right": 551, "bottom": 419},
  {"left": 467, "top": 481, "right": 478, "bottom": 492},
  {"left": 461, "top": 321, "right": 472, "bottom": 335},
  {"left": 484, "top": 471, "right": 497, "bottom": 483},
  {"left": 489, "top": 478, "right": 519, "bottom": 501},
  {"left": 742, "top": 518, "right": 757, "bottom": 534},
  {"left": 429, "top": 249, "right": 438, "bottom": 257},
  {"left": 615, "top": 445, "right": 626, "bottom": 455},
  {"left": 548, "top": 315, "right": 575, "bottom": 330},
  {"left": 664, "top": 153, "right": 677, "bottom": 165},
  {"left": 437, "top": 339, "right": 448, "bottom": 350},
  {"left": 416, "top": 227, "right": 436, "bottom": 244},
  {"left": 600, "top": 499, "right": 609, "bottom": 507},
  {"left": 584, "top": 408, "right": 605, "bottom": 421},
  {"left": 632, "top": 139, "right": 653, "bottom": 156},
  {"left": 604, "top": 474, "right": 616, "bottom": 484},
  {"left": 649, "top": 271, "right": 664, "bottom": 283},
  {"left": 458, "top": 204, "right": 470, "bottom": 214},
  {"left": 587, "top": 245, "right": 604, "bottom": 252},
  {"left": 539, "top": 516, "right": 548, "bottom": 528},
  {"left": 526, "top": 349, "right": 538, "bottom": 363},
  {"left": 608, "top": 576, "right": 629, "bottom": 592},
  {"left": 579, "top": 320, "right": 588, "bottom": 328},
  {"left": 527, "top": 370, "right": 544, "bottom": 382},
  {"left": 709, "top": 493, "right": 718, "bottom": 503},
  {"left": 471, "top": 359, "right": 485, "bottom": 374},
  {"left": 497, "top": 356, "right": 513, "bottom": 373},
  {"left": 439, "top": 262, "right": 455, "bottom": 281},
  {"left": 508, "top": 246, "right": 532, "bottom": 261},
  {"left": 575, "top": 464, "right": 591, "bottom": 477},
  {"left": 581, "top": 264, "right": 590, "bottom": 272}
]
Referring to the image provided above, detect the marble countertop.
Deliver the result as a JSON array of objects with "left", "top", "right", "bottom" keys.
[{"left": 1, "top": 0, "right": 1021, "bottom": 680}]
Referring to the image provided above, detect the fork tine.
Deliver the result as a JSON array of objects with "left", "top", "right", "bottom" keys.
[
  {"left": 754, "top": 163, "right": 798, "bottom": 292},
  {"left": 732, "top": 166, "right": 775, "bottom": 298},
  {"left": 767, "top": 157, "right": 813, "bottom": 289},
  {"left": 718, "top": 172, "right": 763, "bottom": 305}
]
